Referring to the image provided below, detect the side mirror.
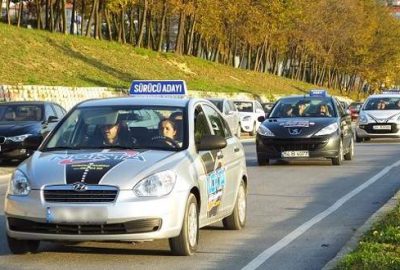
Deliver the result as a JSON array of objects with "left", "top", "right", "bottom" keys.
[
  {"left": 258, "top": 116, "right": 265, "bottom": 122},
  {"left": 48, "top": 116, "right": 59, "bottom": 123},
  {"left": 22, "top": 135, "right": 43, "bottom": 149},
  {"left": 197, "top": 135, "right": 227, "bottom": 151}
]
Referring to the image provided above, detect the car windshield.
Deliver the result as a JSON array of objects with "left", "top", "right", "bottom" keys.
[
  {"left": 209, "top": 100, "right": 223, "bottom": 112},
  {"left": 269, "top": 97, "right": 336, "bottom": 118},
  {"left": 0, "top": 104, "right": 43, "bottom": 122},
  {"left": 43, "top": 106, "right": 186, "bottom": 151},
  {"left": 234, "top": 101, "right": 253, "bottom": 112},
  {"left": 363, "top": 97, "right": 400, "bottom": 111}
]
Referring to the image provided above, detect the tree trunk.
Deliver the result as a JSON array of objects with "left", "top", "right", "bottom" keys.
[
  {"left": 128, "top": 7, "right": 136, "bottom": 44},
  {"left": 145, "top": 9, "right": 151, "bottom": 48},
  {"left": 93, "top": 0, "right": 99, "bottom": 39},
  {"left": 49, "top": 0, "right": 54, "bottom": 31},
  {"left": 45, "top": 0, "right": 49, "bottom": 29},
  {"left": 36, "top": 0, "right": 42, "bottom": 29},
  {"left": 104, "top": 9, "right": 113, "bottom": 40},
  {"left": 120, "top": 7, "right": 126, "bottom": 43},
  {"left": 157, "top": 0, "right": 167, "bottom": 52},
  {"left": 61, "top": 0, "right": 67, "bottom": 33},
  {"left": 70, "top": 0, "right": 76, "bottom": 34},
  {"left": 85, "top": 0, "right": 97, "bottom": 37},
  {"left": 186, "top": 15, "right": 196, "bottom": 55},
  {"left": 17, "top": 1, "right": 23, "bottom": 27},
  {"left": 136, "top": 0, "right": 147, "bottom": 47},
  {"left": 80, "top": 0, "right": 85, "bottom": 35},
  {"left": 175, "top": 10, "right": 186, "bottom": 54}
]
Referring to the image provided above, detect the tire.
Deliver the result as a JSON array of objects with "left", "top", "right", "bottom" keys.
[
  {"left": 257, "top": 152, "right": 269, "bottom": 166},
  {"left": 223, "top": 180, "right": 247, "bottom": 230},
  {"left": 169, "top": 194, "right": 199, "bottom": 256},
  {"left": 355, "top": 135, "right": 363, "bottom": 143},
  {"left": 249, "top": 122, "right": 257, "bottom": 136},
  {"left": 344, "top": 137, "right": 354, "bottom": 161},
  {"left": 7, "top": 236, "right": 40, "bottom": 254},
  {"left": 331, "top": 139, "right": 343, "bottom": 166}
]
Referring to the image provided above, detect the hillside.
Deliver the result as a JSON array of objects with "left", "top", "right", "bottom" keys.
[{"left": 0, "top": 24, "right": 340, "bottom": 99}]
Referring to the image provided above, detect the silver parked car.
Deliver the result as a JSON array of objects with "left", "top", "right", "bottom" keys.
[
  {"left": 207, "top": 98, "right": 241, "bottom": 138},
  {"left": 4, "top": 97, "right": 248, "bottom": 256}
]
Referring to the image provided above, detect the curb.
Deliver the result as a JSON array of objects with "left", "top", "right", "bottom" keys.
[{"left": 322, "top": 190, "right": 400, "bottom": 270}]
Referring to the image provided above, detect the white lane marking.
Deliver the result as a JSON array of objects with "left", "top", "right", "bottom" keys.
[{"left": 242, "top": 159, "right": 400, "bottom": 270}]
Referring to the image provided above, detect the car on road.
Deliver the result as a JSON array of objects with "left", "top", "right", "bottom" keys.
[
  {"left": 0, "top": 101, "right": 66, "bottom": 162},
  {"left": 207, "top": 98, "right": 241, "bottom": 138},
  {"left": 356, "top": 93, "right": 400, "bottom": 142},
  {"left": 256, "top": 90, "right": 354, "bottom": 166},
  {"left": 233, "top": 100, "right": 265, "bottom": 136},
  {"left": 4, "top": 93, "right": 248, "bottom": 256},
  {"left": 348, "top": 102, "right": 364, "bottom": 122}
]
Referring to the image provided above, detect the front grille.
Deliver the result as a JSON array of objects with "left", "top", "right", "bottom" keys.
[
  {"left": 263, "top": 138, "right": 328, "bottom": 152},
  {"left": 361, "top": 124, "right": 398, "bottom": 134},
  {"left": 8, "top": 217, "right": 162, "bottom": 235},
  {"left": 0, "top": 136, "right": 5, "bottom": 144},
  {"left": 44, "top": 185, "right": 118, "bottom": 203}
]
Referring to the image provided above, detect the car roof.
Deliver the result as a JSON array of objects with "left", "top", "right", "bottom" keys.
[
  {"left": 77, "top": 97, "right": 191, "bottom": 108},
  {"left": 0, "top": 101, "right": 48, "bottom": 105},
  {"left": 276, "top": 95, "right": 334, "bottom": 101},
  {"left": 367, "top": 94, "right": 400, "bottom": 99}
]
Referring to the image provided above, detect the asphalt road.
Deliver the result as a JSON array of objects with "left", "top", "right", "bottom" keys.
[{"left": 1, "top": 140, "right": 400, "bottom": 270}]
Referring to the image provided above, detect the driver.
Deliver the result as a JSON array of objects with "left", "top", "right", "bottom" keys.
[{"left": 153, "top": 118, "right": 182, "bottom": 147}]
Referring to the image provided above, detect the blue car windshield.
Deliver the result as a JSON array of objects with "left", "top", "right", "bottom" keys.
[{"left": 269, "top": 97, "right": 336, "bottom": 118}]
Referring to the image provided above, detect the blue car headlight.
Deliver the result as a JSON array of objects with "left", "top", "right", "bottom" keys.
[
  {"left": 315, "top": 123, "right": 339, "bottom": 136},
  {"left": 8, "top": 134, "right": 32, "bottom": 142},
  {"left": 257, "top": 125, "right": 275, "bottom": 137}
]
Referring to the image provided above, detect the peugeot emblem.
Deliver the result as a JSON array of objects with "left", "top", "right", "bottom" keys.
[
  {"left": 72, "top": 182, "right": 88, "bottom": 192},
  {"left": 289, "top": 128, "right": 301, "bottom": 135}
]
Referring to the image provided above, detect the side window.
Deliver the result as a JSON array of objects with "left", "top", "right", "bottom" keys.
[
  {"left": 45, "top": 104, "right": 56, "bottom": 119},
  {"left": 203, "top": 105, "right": 232, "bottom": 138},
  {"left": 223, "top": 101, "right": 230, "bottom": 114},
  {"left": 228, "top": 101, "right": 237, "bottom": 112},
  {"left": 256, "top": 102, "right": 263, "bottom": 112},
  {"left": 52, "top": 104, "right": 65, "bottom": 118},
  {"left": 194, "top": 105, "right": 212, "bottom": 144}
]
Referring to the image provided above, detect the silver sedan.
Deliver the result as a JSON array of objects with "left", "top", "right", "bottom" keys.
[{"left": 4, "top": 97, "right": 248, "bottom": 256}]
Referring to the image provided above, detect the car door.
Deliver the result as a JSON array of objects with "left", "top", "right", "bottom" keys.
[
  {"left": 202, "top": 104, "right": 243, "bottom": 217},
  {"left": 335, "top": 99, "right": 352, "bottom": 148}
]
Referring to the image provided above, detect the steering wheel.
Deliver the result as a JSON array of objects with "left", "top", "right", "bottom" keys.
[{"left": 151, "top": 136, "right": 180, "bottom": 148}]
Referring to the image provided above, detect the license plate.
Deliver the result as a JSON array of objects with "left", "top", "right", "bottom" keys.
[
  {"left": 46, "top": 207, "right": 108, "bottom": 224},
  {"left": 281, "top": 151, "right": 309, "bottom": 158},
  {"left": 373, "top": 125, "right": 391, "bottom": 130}
]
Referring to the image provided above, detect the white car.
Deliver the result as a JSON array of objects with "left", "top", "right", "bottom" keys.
[
  {"left": 233, "top": 100, "right": 265, "bottom": 136},
  {"left": 356, "top": 93, "right": 400, "bottom": 142},
  {"left": 207, "top": 98, "right": 241, "bottom": 138}
]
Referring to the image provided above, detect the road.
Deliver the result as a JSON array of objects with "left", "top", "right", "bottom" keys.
[{"left": 1, "top": 140, "right": 400, "bottom": 270}]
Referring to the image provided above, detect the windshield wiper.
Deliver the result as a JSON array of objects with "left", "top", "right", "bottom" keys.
[{"left": 42, "top": 146, "right": 81, "bottom": 152}]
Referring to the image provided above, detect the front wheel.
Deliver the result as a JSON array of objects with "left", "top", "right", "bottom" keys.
[
  {"left": 169, "top": 194, "right": 199, "bottom": 256},
  {"left": 7, "top": 236, "right": 40, "bottom": 254},
  {"left": 331, "top": 139, "right": 343, "bottom": 166},
  {"left": 223, "top": 180, "right": 247, "bottom": 230}
]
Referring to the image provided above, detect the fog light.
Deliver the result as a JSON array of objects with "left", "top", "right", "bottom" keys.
[{"left": 20, "top": 149, "right": 26, "bottom": 154}]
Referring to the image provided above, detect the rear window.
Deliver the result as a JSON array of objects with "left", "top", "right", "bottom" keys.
[
  {"left": 0, "top": 104, "right": 43, "bottom": 122},
  {"left": 234, "top": 101, "right": 253, "bottom": 112}
]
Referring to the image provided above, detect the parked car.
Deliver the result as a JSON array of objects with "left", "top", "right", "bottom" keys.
[
  {"left": 261, "top": 102, "right": 275, "bottom": 116},
  {"left": 233, "top": 100, "right": 265, "bottom": 136},
  {"left": 348, "top": 102, "right": 364, "bottom": 121},
  {"left": 0, "top": 101, "right": 66, "bottom": 162},
  {"left": 207, "top": 98, "right": 241, "bottom": 138}
]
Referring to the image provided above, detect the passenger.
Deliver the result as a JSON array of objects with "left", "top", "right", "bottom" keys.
[
  {"left": 318, "top": 104, "right": 330, "bottom": 117},
  {"left": 282, "top": 104, "right": 294, "bottom": 117},
  {"left": 294, "top": 100, "right": 308, "bottom": 117},
  {"left": 100, "top": 122, "right": 131, "bottom": 147},
  {"left": 376, "top": 100, "right": 386, "bottom": 110}
]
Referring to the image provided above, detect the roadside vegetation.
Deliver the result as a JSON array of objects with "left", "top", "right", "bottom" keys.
[
  {"left": 2, "top": 0, "right": 400, "bottom": 96},
  {"left": 336, "top": 202, "right": 400, "bottom": 270},
  {"left": 0, "top": 23, "right": 337, "bottom": 99}
]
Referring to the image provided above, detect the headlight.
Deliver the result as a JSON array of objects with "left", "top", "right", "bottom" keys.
[
  {"left": 315, "top": 123, "right": 339, "bottom": 136},
  {"left": 8, "top": 134, "right": 32, "bottom": 142},
  {"left": 8, "top": 170, "right": 31, "bottom": 196},
  {"left": 359, "top": 114, "right": 368, "bottom": 124},
  {"left": 257, "top": 125, "right": 275, "bottom": 137},
  {"left": 133, "top": 170, "right": 177, "bottom": 197},
  {"left": 242, "top": 116, "right": 251, "bottom": 121}
]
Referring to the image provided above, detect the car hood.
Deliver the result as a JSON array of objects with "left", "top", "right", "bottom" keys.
[
  {"left": 262, "top": 118, "right": 337, "bottom": 138},
  {"left": 363, "top": 110, "right": 400, "bottom": 121},
  {"left": 20, "top": 149, "right": 177, "bottom": 190},
  {"left": 0, "top": 121, "right": 41, "bottom": 137}
]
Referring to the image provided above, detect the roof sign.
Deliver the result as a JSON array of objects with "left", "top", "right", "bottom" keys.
[
  {"left": 129, "top": 80, "right": 187, "bottom": 96},
  {"left": 381, "top": 89, "right": 400, "bottom": 95},
  {"left": 309, "top": 89, "right": 328, "bottom": 97}
]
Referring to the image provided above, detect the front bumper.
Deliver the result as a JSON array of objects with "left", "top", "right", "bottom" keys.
[
  {"left": 5, "top": 189, "right": 188, "bottom": 242},
  {"left": 256, "top": 134, "right": 340, "bottom": 159},
  {"left": 356, "top": 123, "right": 400, "bottom": 139}
]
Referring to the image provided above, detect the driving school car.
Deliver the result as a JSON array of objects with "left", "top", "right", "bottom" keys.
[
  {"left": 256, "top": 90, "right": 354, "bottom": 166},
  {"left": 4, "top": 81, "right": 248, "bottom": 256}
]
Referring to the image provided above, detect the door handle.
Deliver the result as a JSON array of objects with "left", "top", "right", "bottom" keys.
[
  {"left": 217, "top": 152, "right": 224, "bottom": 159},
  {"left": 234, "top": 147, "right": 240, "bottom": 153}
]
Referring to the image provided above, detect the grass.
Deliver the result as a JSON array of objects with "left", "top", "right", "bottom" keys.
[
  {"left": 336, "top": 203, "right": 400, "bottom": 270},
  {"left": 0, "top": 23, "right": 349, "bottom": 100}
]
